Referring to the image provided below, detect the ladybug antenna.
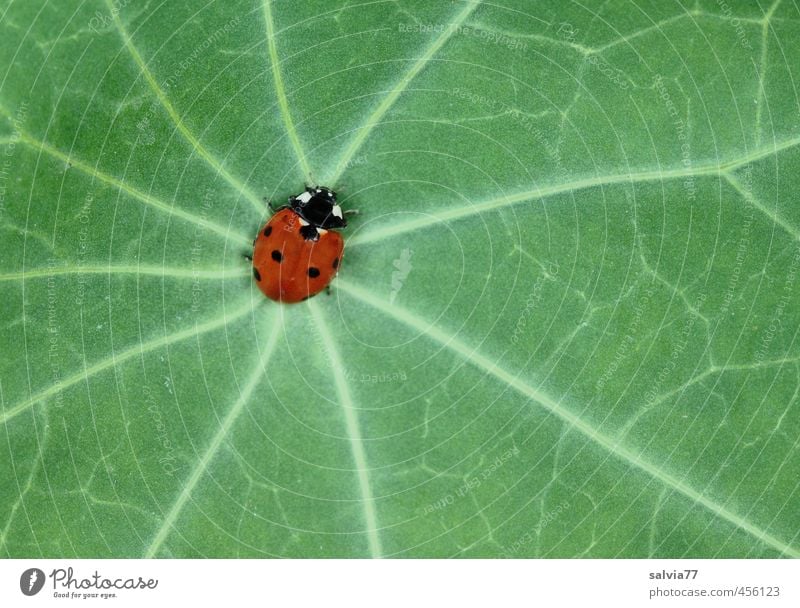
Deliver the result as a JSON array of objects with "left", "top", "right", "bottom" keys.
[{"left": 265, "top": 196, "right": 281, "bottom": 212}]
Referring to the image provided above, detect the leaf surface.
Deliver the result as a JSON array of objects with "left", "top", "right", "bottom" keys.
[{"left": 1, "top": 0, "right": 799, "bottom": 557}]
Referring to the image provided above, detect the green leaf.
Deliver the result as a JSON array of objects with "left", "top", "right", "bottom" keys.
[{"left": 1, "top": 0, "right": 799, "bottom": 558}]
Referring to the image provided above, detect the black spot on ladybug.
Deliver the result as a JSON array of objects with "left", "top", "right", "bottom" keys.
[
  {"left": 263, "top": 225, "right": 272, "bottom": 238},
  {"left": 299, "top": 225, "right": 319, "bottom": 241},
  {"left": 271, "top": 250, "right": 282, "bottom": 263},
  {"left": 308, "top": 267, "right": 320, "bottom": 278},
  {"left": 253, "top": 267, "right": 261, "bottom": 282},
  {"left": 332, "top": 257, "right": 339, "bottom": 269}
]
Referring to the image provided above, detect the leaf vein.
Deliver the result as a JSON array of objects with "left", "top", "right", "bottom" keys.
[
  {"left": 262, "top": 0, "right": 312, "bottom": 178},
  {"left": 144, "top": 315, "right": 280, "bottom": 557},
  {"left": 0, "top": 133, "right": 251, "bottom": 246},
  {"left": 337, "top": 279, "right": 800, "bottom": 558},
  {"left": 349, "top": 135, "right": 800, "bottom": 246},
  {"left": 0, "top": 300, "right": 256, "bottom": 427},
  {"left": 755, "top": 0, "right": 783, "bottom": 145},
  {"left": 725, "top": 172, "right": 798, "bottom": 242},
  {"left": 103, "top": 0, "right": 263, "bottom": 212},
  {"left": 328, "top": 0, "right": 483, "bottom": 182},
  {"left": 309, "top": 301, "right": 383, "bottom": 558},
  {"left": 0, "top": 265, "right": 249, "bottom": 282}
]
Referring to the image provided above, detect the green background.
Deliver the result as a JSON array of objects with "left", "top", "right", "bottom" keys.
[{"left": 1, "top": 0, "right": 798, "bottom": 557}]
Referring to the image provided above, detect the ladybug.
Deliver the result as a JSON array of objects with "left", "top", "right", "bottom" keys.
[{"left": 251, "top": 186, "right": 347, "bottom": 303}]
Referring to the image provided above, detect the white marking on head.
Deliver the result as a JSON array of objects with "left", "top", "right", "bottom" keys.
[
  {"left": 332, "top": 204, "right": 343, "bottom": 219},
  {"left": 297, "top": 192, "right": 312, "bottom": 203},
  {"left": 317, "top": 228, "right": 328, "bottom": 235},
  {"left": 299, "top": 218, "right": 309, "bottom": 226}
]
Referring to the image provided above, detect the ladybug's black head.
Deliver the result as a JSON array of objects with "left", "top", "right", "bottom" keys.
[{"left": 289, "top": 186, "right": 346, "bottom": 230}]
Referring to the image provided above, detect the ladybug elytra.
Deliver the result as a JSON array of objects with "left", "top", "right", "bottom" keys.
[{"left": 252, "top": 186, "right": 347, "bottom": 303}]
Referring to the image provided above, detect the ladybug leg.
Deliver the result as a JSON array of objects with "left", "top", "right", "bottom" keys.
[
  {"left": 265, "top": 196, "right": 292, "bottom": 213},
  {"left": 243, "top": 239, "right": 255, "bottom": 261},
  {"left": 325, "top": 284, "right": 332, "bottom": 296}
]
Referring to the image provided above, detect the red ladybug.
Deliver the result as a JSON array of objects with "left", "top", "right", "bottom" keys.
[{"left": 252, "top": 186, "right": 347, "bottom": 303}]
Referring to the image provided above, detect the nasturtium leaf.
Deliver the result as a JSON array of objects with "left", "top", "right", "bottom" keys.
[{"left": 1, "top": 0, "right": 798, "bottom": 558}]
